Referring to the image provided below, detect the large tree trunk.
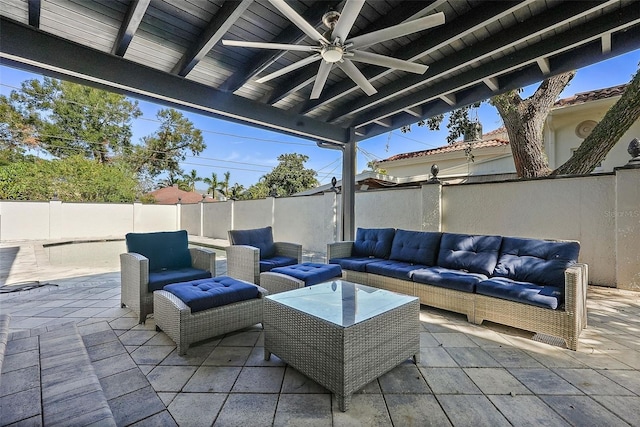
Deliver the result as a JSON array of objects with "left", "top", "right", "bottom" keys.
[
  {"left": 491, "top": 71, "right": 576, "bottom": 178},
  {"left": 553, "top": 66, "right": 640, "bottom": 175}
]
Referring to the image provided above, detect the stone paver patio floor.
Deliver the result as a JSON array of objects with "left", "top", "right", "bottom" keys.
[{"left": 1, "top": 243, "right": 640, "bottom": 426}]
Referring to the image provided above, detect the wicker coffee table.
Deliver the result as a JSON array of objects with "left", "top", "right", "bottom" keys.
[{"left": 263, "top": 280, "right": 420, "bottom": 411}]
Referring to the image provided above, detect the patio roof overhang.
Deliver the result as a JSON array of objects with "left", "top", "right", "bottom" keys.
[{"left": 1, "top": 0, "right": 639, "bottom": 239}]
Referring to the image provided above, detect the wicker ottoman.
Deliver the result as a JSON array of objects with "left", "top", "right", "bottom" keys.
[
  {"left": 154, "top": 276, "right": 268, "bottom": 355},
  {"left": 260, "top": 262, "right": 342, "bottom": 294}
]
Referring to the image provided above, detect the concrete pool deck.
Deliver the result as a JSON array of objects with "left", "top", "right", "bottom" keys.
[{"left": 1, "top": 239, "right": 640, "bottom": 426}]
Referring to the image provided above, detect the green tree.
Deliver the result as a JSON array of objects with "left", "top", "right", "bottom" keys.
[
  {"left": 241, "top": 179, "right": 270, "bottom": 200},
  {"left": 2, "top": 77, "right": 142, "bottom": 163},
  {"left": 218, "top": 171, "right": 231, "bottom": 199},
  {"left": 203, "top": 172, "right": 220, "bottom": 198},
  {"left": 229, "top": 182, "right": 245, "bottom": 200},
  {"left": 0, "top": 155, "right": 141, "bottom": 202},
  {"left": 132, "top": 109, "right": 205, "bottom": 183},
  {"left": 259, "top": 153, "right": 318, "bottom": 197},
  {"left": 181, "top": 169, "right": 201, "bottom": 191}
]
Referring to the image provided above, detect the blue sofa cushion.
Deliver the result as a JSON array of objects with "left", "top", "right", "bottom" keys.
[
  {"left": 410, "top": 266, "right": 487, "bottom": 293},
  {"left": 493, "top": 237, "right": 579, "bottom": 286},
  {"left": 437, "top": 233, "right": 502, "bottom": 277},
  {"left": 329, "top": 257, "right": 385, "bottom": 272},
  {"left": 366, "top": 260, "right": 429, "bottom": 281},
  {"left": 259, "top": 255, "right": 298, "bottom": 272},
  {"left": 271, "top": 262, "right": 342, "bottom": 286},
  {"left": 389, "top": 229, "right": 442, "bottom": 266},
  {"left": 164, "top": 276, "right": 259, "bottom": 313},
  {"left": 476, "top": 277, "right": 564, "bottom": 310},
  {"left": 352, "top": 228, "right": 395, "bottom": 259},
  {"left": 228, "top": 226, "right": 276, "bottom": 259},
  {"left": 148, "top": 267, "right": 211, "bottom": 292},
  {"left": 126, "top": 230, "right": 192, "bottom": 272}
]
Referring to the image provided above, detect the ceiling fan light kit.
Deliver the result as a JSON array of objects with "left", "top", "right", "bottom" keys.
[{"left": 221, "top": 0, "right": 445, "bottom": 99}]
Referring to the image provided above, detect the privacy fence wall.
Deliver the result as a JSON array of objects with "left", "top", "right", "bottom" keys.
[{"left": 1, "top": 166, "right": 638, "bottom": 291}]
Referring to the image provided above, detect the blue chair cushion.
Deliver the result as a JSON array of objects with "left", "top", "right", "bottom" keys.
[
  {"left": 366, "top": 260, "right": 429, "bottom": 281},
  {"left": 352, "top": 228, "right": 395, "bottom": 258},
  {"left": 148, "top": 268, "right": 212, "bottom": 292},
  {"left": 271, "top": 263, "right": 342, "bottom": 286},
  {"left": 437, "top": 233, "right": 502, "bottom": 277},
  {"left": 476, "top": 277, "right": 564, "bottom": 310},
  {"left": 164, "top": 276, "right": 259, "bottom": 313},
  {"left": 389, "top": 229, "right": 442, "bottom": 266},
  {"left": 329, "top": 257, "right": 386, "bottom": 272},
  {"left": 228, "top": 226, "right": 276, "bottom": 259},
  {"left": 126, "top": 230, "right": 192, "bottom": 272},
  {"left": 259, "top": 255, "right": 298, "bottom": 272},
  {"left": 493, "top": 237, "right": 579, "bottom": 286},
  {"left": 410, "top": 266, "right": 487, "bottom": 293}
]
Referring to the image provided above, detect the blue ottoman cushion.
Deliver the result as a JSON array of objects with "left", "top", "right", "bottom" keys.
[
  {"left": 410, "top": 266, "right": 487, "bottom": 293},
  {"left": 259, "top": 256, "right": 298, "bottom": 272},
  {"left": 271, "top": 263, "right": 342, "bottom": 287},
  {"left": 476, "top": 277, "right": 564, "bottom": 310},
  {"left": 163, "top": 276, "right": 259, "bottom": 313},
  {"left": 148, "top": 268, "right": 212, "bottom": 292}
]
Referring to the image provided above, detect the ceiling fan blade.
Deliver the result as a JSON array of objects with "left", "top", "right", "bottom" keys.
[
  {"left": 337, "top": 59, "right": 376, "bottom": 96},
  {"left": 350, "top": 50, "right": 428, "bottom": 74},
  {"left": 257, "top": 54, "right": 322, "bottom": 83},
  {"left": 332, "top": 0, "right": 365, "bottom": 42},
  {"left": 311, "top": 61, "right": 333, "bottom": 99},
  {"left": 348, "top": 12, "right": 445, "bottom": 49},
  {"left": 269, "top": 0, "right": 329, "bottom": 44},
  {"left": 222, "top": 40, "right": 317, "bottom": 52}
]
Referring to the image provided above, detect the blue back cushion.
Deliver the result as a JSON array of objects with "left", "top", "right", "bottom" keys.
[
  {"left": 493, "top": 237, "right": 580, "bottom": 286},
  {"left": 352, "top": 228, "right": 395, "bottom": 258},
  {"left": 228, "top": 226, "right": 275, "bottom": 259},
  {"left": 126, "top": 230, "right": 192, "bottom": 272},
  {"left": 437, "top": 233, "right": 502, "bottom": 277},
  {"left": 389, "top": 230, "right": 442, "bottom": 265}
]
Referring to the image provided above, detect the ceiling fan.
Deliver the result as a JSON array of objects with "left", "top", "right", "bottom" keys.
[{"left": 222, "top": 0, "right": 445, "bottom": 99}]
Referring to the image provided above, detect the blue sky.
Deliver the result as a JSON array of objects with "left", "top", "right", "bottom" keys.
[{"left": 1, "top": 49, "right": 638, "bottom": 190}]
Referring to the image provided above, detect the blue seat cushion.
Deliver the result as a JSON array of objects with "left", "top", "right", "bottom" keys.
[
  {"left": 271, "top": 263, "right": 342, "bottom": 287},
  {"left": 164, "top": 276, "right": 259, "bottom": 313},
  {"left": 148, "top": 268, "right": 212, "bottom": 292},
  {"left": 259, "top": 255, "right": 298, "bottom": 272},
  {"left": 437, "top": 233, "right": 502, "bottom": 277},
  {"left": 389, "top": 229, "right": 442, "bottom": 266},
  {"left": 329, "top": 257, "right": 386, "bottom": 272},
  {"left": 493, "top": 237, "right": 579, "bottom": 286},
  {"left": 366, "top": 260, "right": 429, "bottom": 281},
  {"left": 352, "top": 228, "right": 395, "bottom": 258},
  {"left": 410, "top": 266, "right": 487, "bottom": 293},
  {"left": 476, "top": 277, "right": 564, "bottom": 310},
  {"left": 228, "top": 226, "right": 276, "bottom": 259},
  {"left": 126, "top": 230, "right": 192, "bottom": 272}
]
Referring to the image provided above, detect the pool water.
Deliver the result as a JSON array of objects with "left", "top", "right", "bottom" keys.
[{"left": 44, "top": 240, "right": 225, "bottom": 269}]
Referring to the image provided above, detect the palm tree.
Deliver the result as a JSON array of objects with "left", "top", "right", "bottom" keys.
[
  {"left": 203, "top": 172, "right": 219, "bottom": 198},
  {"left": 181, "top": 169, "right": 201, "bottom": 191},
  {"left": 229, "top": 183, "right": 245, "bottom": 200},
  {"left": 218, "top": 171, "right": 231, "bottom": 199}
]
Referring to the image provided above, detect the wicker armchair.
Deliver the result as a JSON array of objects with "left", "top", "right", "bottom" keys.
[
  {"left": 120, "top": 230, "right": 216, "bottom": 323},
  {"left": 227, "top": 226, "right": 302, "bottom": 284}
]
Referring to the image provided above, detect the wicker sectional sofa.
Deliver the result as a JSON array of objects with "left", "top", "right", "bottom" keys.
[{"left": 328, "top": 228, "right": 588, "bottom": 350}]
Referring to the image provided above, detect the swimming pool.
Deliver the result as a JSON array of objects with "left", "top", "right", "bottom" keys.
[{"left": 43, "top": 240, "right": 226, "bottom": 269}]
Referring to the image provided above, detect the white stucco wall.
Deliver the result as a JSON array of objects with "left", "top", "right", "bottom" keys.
[
  {"left": 355, "top": 187, "right": 424, "bottom": 231},
  {"left": 50, "top": 202, "right": 133, "bottom": 239},
  {"left": 180, "top": 203, "right": 201, "bottom": 236},
  {"left": 442, "top": 174, "right": 617, "bottom": 286},
  {"left": 133, "top": 204, "right": 177, "bottom": 232},
  {"left": 203, "top": 202, "right": 232, "bottom": 240},
  {"left": 232, "top": 198, "right": 273, "bottom": 231},
  {"left": 0, "top": 201, "right": 50, "bottom": 241}
]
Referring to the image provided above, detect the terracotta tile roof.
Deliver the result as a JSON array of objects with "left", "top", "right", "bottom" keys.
[
  {"left": 554, "top": 84, "right": 627, "bottom": 107},
  {"left": 148, "top": 186, "right": 215, "bottom": 204},
  {"left": 380, "top": 131, "right": 509, "bottom": 163}
]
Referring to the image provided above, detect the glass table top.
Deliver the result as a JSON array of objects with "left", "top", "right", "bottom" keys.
[{"left": 266, "top": 280, "right": 417, "bottom": 327}]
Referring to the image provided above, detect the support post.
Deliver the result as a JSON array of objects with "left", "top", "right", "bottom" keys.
[{"left": 341, "top": 130, "right": 356, "bottom": 241}]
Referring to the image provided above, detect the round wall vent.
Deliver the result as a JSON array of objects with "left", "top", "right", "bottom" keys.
[{"left": 575, "top": 120, "right": 598, "bottom": 139}]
